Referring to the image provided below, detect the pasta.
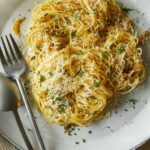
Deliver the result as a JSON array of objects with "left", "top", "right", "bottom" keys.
[{"left": 23, "top": 0, "right": 146, "bottom": 126}]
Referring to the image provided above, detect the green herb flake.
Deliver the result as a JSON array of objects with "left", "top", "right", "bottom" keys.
[
  {"left": 51, "top": 14, "right": 56, "bottom": 19},
  {"left": 37, "top": 45, "right": 41, "bottom": 50},
  {"left": 75, "top": 142, "right": 79, "bottom": 145},
  {"left": 71, "top": 31, "right": 77, "bottom": 38},
  {"left": 65, "top": 17, "right": 71, "bottom": 25},
  {"left": 68, "top": 131, "right": 72, "bottom": 136},
  {"left": 71, "top": 127, "right": 75, "bottom": 131},
  {"left": 117, "top": 45, "right": 125, "bottom": 54},
  {"left": 93, "top": 8, "right": 97, "bottom": 14},
  {"left": 31, "top": 56, "right": 35, "bottom": 60},
  {"left": 88, "top": 130, "right": 92, "bottom": 134},
  {"left": 101, "top": 51, "right": 108, "bottom": 58},
  {"left": 75, "top": 70, "right": 84, "bottom": 77},
  {"left": 104, "top": 46, "right": 108, "bottom": 50},
  {"left": 24, "top": 80, "right": 30, "bottom": 86},
  {"left": 123, "top": 8, "right": 135, "bottom": 13},
  {"left": 78, "top": 70, "right": 84, "bottom": 77},
  {"left": 124, "top": 109, "right": 128, "bottom": 112},
  {"left": 129, "top": 98, "right": 137, "bottom": 105},
  {"left": 59, "top": 106, "right": 65, "bottom": 113},
  {"left": 37, "top": 71, "right": 40, "bottom": 75},
  {"left": 76, "top": 50, "right": 84, "bottom": 56},
  {"left": 49, "top": 72, "right": 54, "bottom": 77},
  {"left": 82, "top": 139, "right": 86, "bottom": 143},
  {"left": 107, "top": 126, "right": 111, "bottom": 129},
  {"left": 55, "top": 96, "right": 62, "bottom": 101},
  {"left": 93, "top": 80, "right": 100, "bottom": 88},
  {"left": 39, "top": 75, "right": 46, "bottom": 82},
  {"left": 56, "top": 1, "right": 61, "bottom": 4}
]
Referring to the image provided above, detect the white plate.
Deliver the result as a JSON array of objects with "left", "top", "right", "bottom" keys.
[{"left": 0, "top": 0, "right": 150, "bottom": 150}]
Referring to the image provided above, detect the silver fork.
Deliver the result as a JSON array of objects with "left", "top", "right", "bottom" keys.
[{"left": 0, "top": 34, "right": 46, "bottom": 150}]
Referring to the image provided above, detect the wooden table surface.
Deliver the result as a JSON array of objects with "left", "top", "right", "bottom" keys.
[{"left": 138, "top": 140, "right": 150, "bottom": 150}]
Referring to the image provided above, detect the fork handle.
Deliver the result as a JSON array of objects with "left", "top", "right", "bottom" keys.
[{"left": 15, "top": 77, "right": 46, "bottom": 150}]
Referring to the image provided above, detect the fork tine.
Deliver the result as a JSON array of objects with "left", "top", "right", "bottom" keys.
[
  {"left": 1, "top": 37, "right": 12, "bottom": 64},
  {"left": 9, "top": 34, "right": 22, "bottom": 59},
  {"left": 0, "top": 46, "right": 8, "bottom": 66},
  {"left": 5, "top": 35, "right": 18, "bottom": 62}
]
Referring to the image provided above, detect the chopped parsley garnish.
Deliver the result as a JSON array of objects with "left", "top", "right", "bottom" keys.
[
  {"left": 55, "top": 96, "right": 62, "bottom": 101},
  {"left": 56, "top": 1, "right": 61, "bottom": 4},
  {"left": 75, "top": 142, "right": 79, "bottom": 145},
  {"left": 37, "top": 45, "right": 41, "bottom": 50},
  {"left": 124, "top": 109, "right": 128, "bottom": 112},
  {"left": 37, "top": 71, "right": 40, "bottom": 75},
  {"left": 129, "top": 98, "right": 137, "bottom": 105},
  {"left": 68, "top": 131, "right": 72, "bottom": 136},
  {"left": 78, "top": 70, "right": 84, "bottom": 77},
  {"left": 101, "top": 51, "right": 108, "bottom": 58},
  {"left": 51, "top": 14, "right": 56, "bottom": 19},
  {"left": 88, "top": 130, "right": 92, "bottom": 134},
  {"left": 24, "top": 80, "right": 30, "bottom": 86},
  {"left": 59, "top": 105, "right": 65, "bottom": 113},
  {"left": 117, "top": 45, "right": 126, "bottom": 54},
  {"left": 93, "top": 8, "right": 97, "bottom": 14},
  {"left": 93, "top": 80, "right": 100, "bottom": 88},
  {"left": 49, "top": 72, "right": 54, "bottom": 77},
  {"left": 75, "top": 70, "right": 84, "bottom": 77},
  {"left": 129, "top": 98, "right": 137, "bottom": 109},
  {"left": 123, "top": 8, "right": 135, "bottom": 13},
  {"left": 71, "top": 127, "right": 75, "bottom": 131},
  {"left": 82, "top": 139, "right": 86, "bottom": 143},
  {"left": 37, "top": 71, "right": 45, "bottom": 82},
  {"left": 39, "top": 75, "right": 46, "bottom": 82},
  {"left": 107, "top": 126, "right": 110, "bottom": 129},
  {"left": 76, "top": 50, "right": 84, "bottom": 56},
  {"left": 71, "top": 31, "right": 77, "bottom": 38},
  {"left": 65, "top": 17, "right": 71, "bottom": 24},
  {"left": 31, "top": 56, "right": 35, "bottom": 60}
]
